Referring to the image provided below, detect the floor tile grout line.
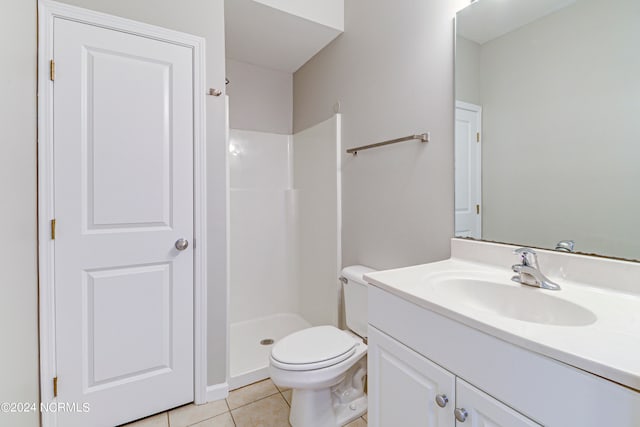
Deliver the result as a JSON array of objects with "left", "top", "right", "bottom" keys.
[
  {"left": 184, "top": 412, "right": 230, "bottom": 427},
  {"left": 279, "top": 390, "right": 290, "bottom": 408},
  {"left": 229, "top": 392, "right": 291, "bottom": 425},
  {"left": 176, "top": 402, "right": 235, "bottom": 427},
  {"left": 125, "top": 400, "right": 239, "bottom": 427},
  {"left": 223, "top": 397, "right": 237, "bottom": 427},
  {"left": 227, "top": 389, "right": 280, "bottom": 411},
  {"left": 228, "top": 407, "right": 238, "bottom": 427},
  {"left": 229, "top": 391, "right": 280, "bottom": 412}
]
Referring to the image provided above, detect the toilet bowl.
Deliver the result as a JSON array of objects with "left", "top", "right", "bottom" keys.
[
  {"left": 268, "top": 265, "right": 374, "bottom": 427},
  {"left": 269, "top": 326, "right": 367, "bottom": 427}
]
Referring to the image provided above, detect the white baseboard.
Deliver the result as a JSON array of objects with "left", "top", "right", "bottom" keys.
[
  {"left": 228, "top": 368, "right": 270, "bottom": 391},
  {"left": 206, "top": 382, "right": 229, "bottom": 402}
]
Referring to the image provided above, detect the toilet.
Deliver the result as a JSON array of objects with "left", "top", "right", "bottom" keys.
[{"left": 269, "top": 265, "right": 374, "bottom": 427}]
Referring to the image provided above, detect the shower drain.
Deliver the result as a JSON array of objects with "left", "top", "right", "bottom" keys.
[{"left": 260, "top": 338, "right": 275, "bottom": 346}]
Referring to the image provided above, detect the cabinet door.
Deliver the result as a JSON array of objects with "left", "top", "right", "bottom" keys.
[
  {"left": 455, "top": 379, "right": 542, "bottom": 427},
  {"left": 368, "top": 326, "right": 455, "bottom": 427}
]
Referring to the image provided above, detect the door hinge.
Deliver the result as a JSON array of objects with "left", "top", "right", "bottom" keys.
[
  {"left": 53, "top": 377, "right": 58, "bottom": 398},
  {"left": 51, "top": 219, "right": 56, "bottom": 240},
  {"left": 476, "top": 204, "right": 480, "bottom": 215},
  {"left": 50, "top": 59, "right": 55, "bottom": 81},
  {"left": 476, "top": 132, "right": 480, "bottom": 143}
]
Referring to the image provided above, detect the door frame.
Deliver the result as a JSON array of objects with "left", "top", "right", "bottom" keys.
[
  {"left": 455, "top": 100, "right": 482, "bottom": 239},
  {"left": 37, "top": 1, "right": 208, "bottom": 425}
]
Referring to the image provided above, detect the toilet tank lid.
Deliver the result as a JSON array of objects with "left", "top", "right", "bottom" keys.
[{"left": 341, "top": 265, "right": 376, "bottom": 286}]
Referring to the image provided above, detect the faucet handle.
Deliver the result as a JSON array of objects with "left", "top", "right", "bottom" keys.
[
  {"left": 514, "top": 247, "right": 538, "bottom": 267},
  {"left": 555, "top": 240, "right": 575, "bottom": 252}
]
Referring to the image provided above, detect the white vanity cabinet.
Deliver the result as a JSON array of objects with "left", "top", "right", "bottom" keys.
[
  {"left": 455, "top": 378, "right": 540, "bottom": 427},
  {"left": 368, "top": 326, "right": 454, "bottom": 427},
  {"left": 367, "top": 285, "right": 640, "bottom": 427},
  {"left": 368, "top": 326, "right": 541, "bottom": 427}
]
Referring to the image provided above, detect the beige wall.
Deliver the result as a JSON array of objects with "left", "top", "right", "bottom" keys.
[
  {"left": 455, "top": 36, "right": 481, "bottom": 105},
  {"left": 294, "top": 115, "right": 341, "bottom": 327},
  {"left": 0, "top": 1, "right": 39, "bottom": 426},
  {"left": 294, "top": 0, "right": 469, "bottom": 269},
  {"left": 226, "top": 59, "right": 293, "bottom": 134},
  {"left": 479, "top": 0, "right": 640, "bottom": 259}
]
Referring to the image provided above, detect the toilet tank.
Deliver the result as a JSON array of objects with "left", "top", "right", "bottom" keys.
[{"left": 341, "top": 265, "right": 376, "bottom": 338}]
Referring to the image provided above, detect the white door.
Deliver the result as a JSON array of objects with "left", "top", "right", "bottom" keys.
[
  {"left": 368, "top": 327, "right": 455, "bottom": 427},
  {"left": 455, "top": 101, "right": 482, "bottom": 239},
  {"left": 455, "top": 379, "right": 542, "bottom": 426},
  {"left": 53, "top": 17, "right": 194, "bottom": 426}
]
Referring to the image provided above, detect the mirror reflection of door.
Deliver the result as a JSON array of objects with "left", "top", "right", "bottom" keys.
[{"left": 455, "top": 101, "right": 482, "bottom": 239}]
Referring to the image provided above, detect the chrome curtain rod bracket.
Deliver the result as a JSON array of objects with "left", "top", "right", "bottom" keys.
[{"left": 346, "top": 132, "right": 430, "bottom": 155}]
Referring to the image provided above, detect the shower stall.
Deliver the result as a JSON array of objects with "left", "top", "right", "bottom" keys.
[{"left": 227, "top": 116, "right": 342, "bottom": 389}]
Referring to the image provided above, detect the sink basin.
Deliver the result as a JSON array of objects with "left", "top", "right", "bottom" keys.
[{"left": 429, "top": 275, "right": 597, "bottom": 327}]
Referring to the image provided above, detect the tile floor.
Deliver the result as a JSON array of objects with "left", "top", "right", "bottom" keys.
[{"left": 123, "top": 378, "right": 367, "bottom": 427}]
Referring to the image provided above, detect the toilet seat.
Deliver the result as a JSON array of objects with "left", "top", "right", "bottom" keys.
[{"left": 270, "top": 326, "right": 359, "bottom": 371}]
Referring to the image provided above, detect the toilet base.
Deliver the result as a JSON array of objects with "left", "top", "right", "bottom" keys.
[
  {"left": 289, "top": 358, "right": 367, "bottom": 427},
  {"left": 289, "top": 389, "right": 367, "bottom": 427},
  {"left": 335, "top": 394, "right": 367, "bottom": 426}
]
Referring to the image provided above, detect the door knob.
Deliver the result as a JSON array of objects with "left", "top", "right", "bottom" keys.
[
  {"left": 435, "top": 394, "right": 449, "bottom": 408},
  {"left": 175, "top": 238, "right": 189, "bottom": 251},
  {"left": 454, "top": 408, "right": 469, "bottom": 422}
]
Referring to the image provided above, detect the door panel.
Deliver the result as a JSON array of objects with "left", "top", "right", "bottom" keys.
[
  {"left": 54, "top": 17, "right": 194, "bottom": 427},
  {"left": 87, "top": 263, "right": 171, "bottom": 388},
  {"left": 86, "top": 48, "right": 173, "bottom": 229}
]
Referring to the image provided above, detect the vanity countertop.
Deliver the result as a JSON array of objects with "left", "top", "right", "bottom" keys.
[{"left": 364, "top": 240, "right": 640, "bottom": 392}]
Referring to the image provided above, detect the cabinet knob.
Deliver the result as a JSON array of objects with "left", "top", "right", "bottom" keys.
[
  {"left": 435, "top": 394, "right": 449, "bottom": 408},
  {"left": 454, "top": 408, "right": 469, "bottom": 422}
]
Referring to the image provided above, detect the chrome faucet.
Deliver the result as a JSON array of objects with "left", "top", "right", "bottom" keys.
[{"left": 511, "top": 248, "right": 561, "bottom": 290}]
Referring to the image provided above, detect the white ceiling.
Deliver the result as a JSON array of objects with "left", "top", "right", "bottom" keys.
[
  {"left": 457, "top": 0, "right": 579, "bottom": 45},
  {"left": 225, "top": 0, "right": 343, "bottom": 73}
]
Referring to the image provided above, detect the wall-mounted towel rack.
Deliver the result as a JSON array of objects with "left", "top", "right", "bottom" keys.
[{"left": 346, "top": 133, "right": 430, "bottom": 155}]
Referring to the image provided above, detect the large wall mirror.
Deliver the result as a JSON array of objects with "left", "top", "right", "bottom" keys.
[{"left": 454, "top": 0, "right": 639, "bottom": 261}]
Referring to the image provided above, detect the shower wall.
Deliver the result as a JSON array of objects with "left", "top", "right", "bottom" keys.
[
  {"left": 228, "top": 115, "right": 342, "bottom": 327},
  {"left": 228, "top": 129, "right": 297, "bottom": 323},
  {"left": 226, "top": 58, "right": 300, "bottom": 331}
]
